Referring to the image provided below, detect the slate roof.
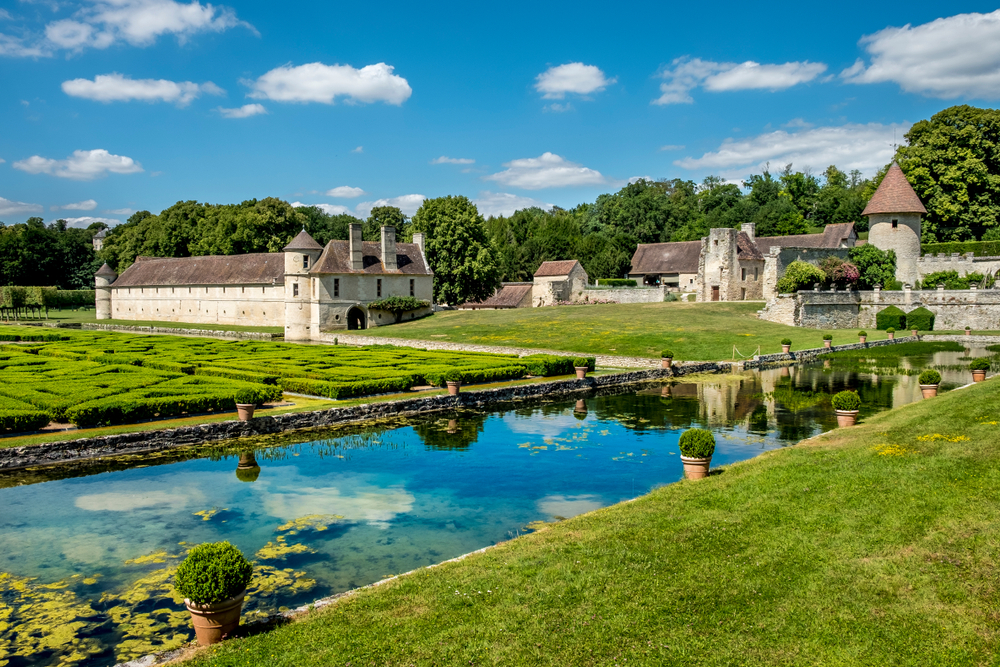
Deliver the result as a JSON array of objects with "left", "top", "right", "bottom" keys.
[
  {"left": 113, "top": 254, "right": 286, "bottom": 287},
  {"left": 283, "top": 229, "right": 323, "bottom": 251},
  {"left": 629, "top": 240, "right": 702, "bottom": 275},
  {"left": 459, "top": 283, "right": 533, "bottom": 309},
  {"left": 753, "top": 223, "right": 856, "bottom": 254},
  {"left": 311, "top": 240, "right": 432, "bottom": 275},
  {"left": 95, "top": 263, "right": 117, "bottom": 279},
  {"left": 534, "top": 260, "right": 582, "bottom": 277},
  {"left": 862, "top": 163, "right": 927, "bottom": 216},
  {"left": 94, "top": 229, "right": 107, "bottom": 239}
]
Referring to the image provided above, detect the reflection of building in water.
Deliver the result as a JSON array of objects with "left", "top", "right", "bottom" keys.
[{"left": 636, "top": 376, "right": 769, "bottom": 430}]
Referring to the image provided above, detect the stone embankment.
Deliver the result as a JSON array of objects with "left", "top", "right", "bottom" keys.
[
  {"left": 0, "top": 361, "right": 730, "bottom": 471},
  {"left": 743, "top": 335, "right": 919, "bottom": 369}
]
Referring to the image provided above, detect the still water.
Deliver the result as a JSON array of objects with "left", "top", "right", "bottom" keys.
[{"left": 0, "top": 344, "right": 990, "bottom": 666}]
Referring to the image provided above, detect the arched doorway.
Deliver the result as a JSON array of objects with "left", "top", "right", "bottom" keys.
[{"left": 347, "top": 307, "right": 366, "bottom": 330}]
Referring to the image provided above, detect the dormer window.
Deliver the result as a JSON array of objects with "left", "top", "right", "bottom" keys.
[
  {"left": 891, "top": 219, "right": 898, "bottom": 229},
  {"left": 303, "top": 254, "right": 310, "bottom": 269}
]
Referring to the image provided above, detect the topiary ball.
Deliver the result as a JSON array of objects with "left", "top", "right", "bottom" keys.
[
  {"left": 831, "top": 390, "right": 861, "bottom": 411},
  {"left": 573, "top": 357, "right": 589, "bottom": 368},
  {"left": 174, "top": 541, "right": 253, "bottom": 605},
  {"left": 918, "top": 369, "right": 941, "bottom": 385},
  {"left": 780, "top": 338, "right": 792, "bottom": 346},
  {"left": 970, "top": 358, "right": 991, "bottom": 371},
  {"left": 661, "top": 349, "right": 674, "bottom": 359},
  {"left": 678, "top": 428, "right": 716, "bottom": 459}
]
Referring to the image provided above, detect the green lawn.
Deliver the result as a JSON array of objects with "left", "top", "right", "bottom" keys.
[
  {"left": 362, "top": 302, "right": 912, "bottom": 360},
  {"left": 186, "top": 376, "right": 1000, "bottom": 667}
]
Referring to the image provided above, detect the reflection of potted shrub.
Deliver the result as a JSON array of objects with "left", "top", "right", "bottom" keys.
[
  {"left": 886, "top": 327, "right": 895, "bottom": 340},
  {"left": 234, "top": 389, "right": 258, "bottom": 421},
  {"left": 858, "top": 331, "right": 867, "bottom": 344},
  {"left": 970, "top": 358, "right": 990, "bottom": 383},
  {"left": 781, "top": 338, "right": 792, "bottom": 354},
  {"left": 678, "top": 428, "right": 716, "bottom": 480},
  {"left": 235, "top": 452, "right": 260, "bottom": 482},
  {"left": 174, "top": 542, "right": 253, "bottom": 646},
  {"left": 661, "top": 349, "right": 674, "bottom": 369},
  {"left": 444, "top": 370, "right": 462, "bottom": 395},
  {"left": 918, "top": 370, "right": 941, "bottom": 399},
  {"left": 823, "top": 334, "right": 833, "bottom": 349},
  {"left": 574, "top": 357, "right": 590, "bottom": 380},
  {"left": 832, "top": 390, "right": 861, "bottom": 427},
  {"left": 573, "top": 399, "right": 587, "bottom": 419}
]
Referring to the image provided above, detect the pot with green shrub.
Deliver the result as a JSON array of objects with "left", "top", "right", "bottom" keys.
[
  {"left": 781, "top": 338, "right": 792, "bottom": 354},
  {"left": 965, "top": 326, "right": 972, "bottom": 337},
  {"left": 174, "top": 541, "right": 253, "bottom": 646},
  {"left": 233, "top": 389, "right": 258, "bottom": 421},
  {"left": 858, "top": 331, "right": 867, "bottom": 344},
  {"left": 918, "top": 369, "right": 941, "bottom": 399},
  {"left": 970, "top": 358, "right": 990, "bottom": 382},
  {"left": 831, "top": 390, "right": 861, "bottom": 427},
  {"left": 661, "top": 349, "right": 674, "bottom": 369},
  {"left": 911, "top": 328, "right": 919, "bottom": 337},
  {"left": 574, "top": 357, "right": 590, "bottom": 380},
  {"left": 823, "top": 334, "right": 833, "bottom": 349},
  {"left": 678, "top": 428, "right": 716, "bottom": 480},
  {"left": 444, "top": 369, "right": 463, "bottom": 395},
  {"left": 886, "top": 327, "right": 895, "bottom": 340}
]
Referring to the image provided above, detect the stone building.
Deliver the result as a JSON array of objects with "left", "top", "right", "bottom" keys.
[
  {"left": 627, "top": 240, "right": 700, "bottom": 291},
  {"left": 92, "top": 228, "right": 106, "bottom": 252},
  {"left": 95, "top": 224, "right": 434, "bottom": 340},
  {"left": 697, "top": 225, "right": 766, "bottom": 302},
  {"left": 532, "top": 260, "right": 589, "bottom": 306}
]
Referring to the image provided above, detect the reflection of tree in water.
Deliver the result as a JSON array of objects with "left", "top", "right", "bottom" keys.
[
  {"left": 414, "top": 412, "right": 487, "bottom": 451},
  {"left": 594, "top": 388, "right": 702, "bottom": 431}
]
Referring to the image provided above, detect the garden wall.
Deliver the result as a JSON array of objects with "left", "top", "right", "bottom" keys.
[{"left": 578, "top": 286, "right": 666, "bottom": 304}]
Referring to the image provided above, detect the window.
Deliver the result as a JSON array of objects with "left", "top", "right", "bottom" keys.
[
  {"left": 741, "top": 268, "right": 747, "bottom": 281},
  {"left": 334, "top": 278, "right": 340, "bottom": 298},
  {"left": 303, "top": 254, "right": 310, "bottom": 269},
  {"left": 293, "top": 283, "right": 299, "bottom": 297},
  {"left": 377, "top": 279, "right": 382, "bottom": 297},
  {"left": 713, "top": 240, "right": 718, "bottom": 247},
  {"left": 754, "top": 267, "right": 759, "bottom": 281},
  {"left": 741, "top": 288, "right": 746, "bottom": 300},
  {"left": 891, "top": 219, "right": 898, "bottom": 229},
  {"left": 313, "top": 278, "right": 317, "bottom": 298},
  {"left": 242, "top": 286, "right": 245, "bottom": 294},
  {"left": 409, "top": 279, "right": 415, "bottom": 296}
]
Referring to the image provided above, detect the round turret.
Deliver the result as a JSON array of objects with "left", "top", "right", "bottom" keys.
[
  {"left": 94, "top": 263, "right": 117, "bottom": 320},
  {"left": 283, "top": 229, "right": 323, "bottom": 340},
  {"left": 864, "top": 163, "right": 926, "bottom": 286}
]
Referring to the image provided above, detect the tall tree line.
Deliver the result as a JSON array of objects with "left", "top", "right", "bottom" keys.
[{"left": 0, "top": 218, "right": 102, "bottom": 289}]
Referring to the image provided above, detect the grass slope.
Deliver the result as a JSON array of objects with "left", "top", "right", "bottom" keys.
[
  {"left": 363, "top": 302, "right": 898, "bottom": 360},
  {"left": 187, "top": 378, "right": 1000, "bottom": 666}
]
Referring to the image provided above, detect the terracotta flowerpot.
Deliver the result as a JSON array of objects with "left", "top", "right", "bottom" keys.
[
  {"left": 859, "top": 336, "right": 867, "bottom": 344},
  {"left": 575, "top": 367, "right": 588, "bottom": 380},
  {"left": 661, "top": 358, "right": 673, "bottom": 369},
  {"left": 782, "top": 344, "right": 791, "bottom": 354},
  {"left": 911, "top": 329, "right": 918, "bottom": 337},
  {"left": 972, "top": 370, "right": 986, "bottom": 383},
  {"left": 823, "top": 340, "right": 831, "bottom": 348},
  {"left": 965, "top": 329, "right": 972, "bottom": 336},
  {"left": 920, "top": 384, "right": 938, "bottom": 399},
  {"left": 680, "top": 455, "right": 712, "bottom": 480},
  {"left": 235, "top": 404, "right": 256, "bottom": 421},
  {"left": 185, "top": 590, "right": 245, "bottom": 646},
  {"left": 835, "top": 409, "right": 859, "bottom": 427},
  {"left": 446, "top": 381, "right": 461, "bottom": 395},
  {"left": 887, "top": 332, "right": 894, "bottom": 340}
]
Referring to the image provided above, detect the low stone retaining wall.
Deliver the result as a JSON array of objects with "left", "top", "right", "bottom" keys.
[
  {"left": 743, "top": 335, "right": 918, "bottom": 369},
  {"left": 922, "top": 334, "right": 1000, "bottom": 345},
  {"left": 0, "top": 361, "right": 732, "bottom": 472},
  {"left": 77, "top": 323, "right": 275, "bottom": 340},
  {"left": 579, "top": 286, "right": 667, "bottom": 304}
]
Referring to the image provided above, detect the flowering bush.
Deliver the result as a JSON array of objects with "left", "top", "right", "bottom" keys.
[
  {"left": 776, "top": 261, "right": 826, "bottom": 293},
  {"left": 820, "top": 256, "right": 860, "bottom": 286}
]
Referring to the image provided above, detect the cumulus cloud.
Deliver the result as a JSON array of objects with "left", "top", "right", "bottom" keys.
[
  {"left": 842, "top": 10, "right": 1000, "bottom": 99},
  {"left": 0, "top": 32, "right": 49, "bottom": 57},
  {"left": 0, "top": 196, "right": 43, "bottom": 216},
  {"left": 471, "top": 191, "right": 553, "bottom": 218},
  {"left": 57, "top": 215, "right": 123, "bottom": 228},
  {"left": 674, "top": 122, "right": 910, "bottom": 178},
  {"left": 354, "top": 194, "right": 426, "bottom": 219},
  {"left": 54, "top": 199, "right": 98, "bottom": 211},
  {"left": 290, "top": 202, "right": 353, "bottom": 216},
  {"left": 217, "top": 103, "right": 267, "bottom": 118},
  {"left": 654, "top": 57, "right": 826, "bottom": 105},
  {"left": 486, "top": 152, "right": 606, "bottom": 190},
  {"left": 62, "top": 73, "right": 223, "bottom": 106},
  {"left": 104, "top": 207, "right": 134, "bottom": 215},
  {"left": 535, "top": 62, "right": 615, "bottom": 99},
  {"left": 247, "top": 62, "right": 412, "bottom": 105},
  {"left": 325, "top": 186, "right": 365, "bottom": 198},
  {"left": 431, "top": 156, "right": 474, "bottom": 165},
  {"left": 14, "top": 149, "right": 143, "bottom": 180}
]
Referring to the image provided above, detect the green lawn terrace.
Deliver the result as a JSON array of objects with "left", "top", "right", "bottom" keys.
[{"left": 0, "top": 327, "right": 591, "bottom": 434}]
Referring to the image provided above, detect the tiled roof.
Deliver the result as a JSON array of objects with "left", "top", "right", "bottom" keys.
[
  {"left": 459, "top": 283, "right": 533, "bottom": 309},
  {"left": 819, "top": 222, "right": 856, "bottom": 247},
  {"left": 311, "top": 240, "right": 432, "bottom": 275},
  {"left": 95, "top": 263, "right": 117, "bottom": 278},
  {"left": 283, "top": 229, "right": 323, "bottom": 251},
  {"left": 113, "top": 254, "right": 285, "bottom": 287},
  {"left": 736, "top": 231, "right": 763, "bottom": 260},
  {"left": 534, "top": 260, "right": 582, "bottom": 277},
  {"left": 754, "top": 223, "right": 856, "bottom": 254},
  {"left": 628, "top": 240, "right": 702, "bottom": 274},
  {"left": 862, "top": 163, "right": 927, "bottom": 216}
]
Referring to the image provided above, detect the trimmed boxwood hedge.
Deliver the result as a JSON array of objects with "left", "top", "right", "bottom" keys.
[
  {"left": 875, "top": 305, "right": 907, "bottom": 331},
  {"left": 0, "top": 409, "right": 52, "bottom": 433},
  {"left": 520, "top": 354, "right": 576, "bottom": 377},
  {"left": 907, "top": 307, "right": 936, "bottom": 331}
]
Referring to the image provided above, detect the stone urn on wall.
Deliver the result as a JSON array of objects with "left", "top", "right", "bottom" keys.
[
  {"left": 781, "top": 338, "right": 791, "bottom": 354},
  {"left": 443, "top": 370, "right": 463, "bottom": 395},
  {"left": 886, "top": 327, "right": 895, "bottom": 340},
  {"left": 832, "top": 390, "right": 861, "bottom": 427},
  {"left": 823, "top": 335, "right": 832, "bottom": 348},
  {"left": 911, "top": 328, "right": 919, "bottom": 337}
]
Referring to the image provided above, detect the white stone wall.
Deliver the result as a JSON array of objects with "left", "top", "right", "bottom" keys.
[
  {"left": 580, "top": 286, "right": 665, "bottom": 303},
  {"left": 109, "top": 283, "right": 287, "bottom": 327},
  {"left": 916, "top": 254, "right": 1000, "bottom": 284}
]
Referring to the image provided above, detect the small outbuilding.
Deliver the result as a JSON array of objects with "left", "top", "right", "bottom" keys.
[{"left": 532, "top": 260, "right": 589, "bottom": 306}]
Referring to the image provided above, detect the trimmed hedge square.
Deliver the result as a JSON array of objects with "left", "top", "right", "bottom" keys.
[
  {"left": 907, "top": 307, "right": 936, "bottom": 331},
  {"left": 875, "top": 306, "right": 907, "bottom": 331}
]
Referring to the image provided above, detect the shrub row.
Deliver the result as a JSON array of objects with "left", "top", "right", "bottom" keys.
[
  {"left": 520, "top": 354, "right": 577, "bottom": 376},
  {"left": 194, "top": 365, "right": 280, "bottom": 385},
  {"left": 280, "top": 375, "right": 416, "bottom": 399},
  {"left": 425, "top": 364, "right": 528, "bottom": 387},
  {"left": 921, "top": 240, "right": 1000, "bottom": 258},
  {"left": 0, "top": 409, "right": 52, "bottom": 433},
  {"left": 597, "top": 279, "right": 637, "bottom": 287},
  {"left": 0, "top": 333, "right": 64, "bottom": 342}
]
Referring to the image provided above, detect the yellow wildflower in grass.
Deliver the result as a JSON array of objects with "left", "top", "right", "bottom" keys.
[
  {"left": 916, "top": 434, "right": 970, "bottom": 442},
  {"left": 873, "top": 444, "right": 915, "bottom": 457}
]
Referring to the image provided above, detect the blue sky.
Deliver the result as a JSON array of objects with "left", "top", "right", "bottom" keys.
[{"left": 2, "top": 1, "right": 1000, "bottom": 227}]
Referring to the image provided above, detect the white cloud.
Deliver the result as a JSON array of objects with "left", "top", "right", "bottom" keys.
[
  {"left": 486, "top": 152, "right": 606, "bottom": 190},
  {"left": 535, "top": 62, "right": 615, "bottom": 99},
  {"left": 351, "top": 146, "right": 363, "bottom": 153},
  {"left": 44, "top": 0, "right": 254, "bottom": 52},
  {"left": 13, "top": 149, "right": 143, "bottom": 180},
  {"left": 62, "top": 73, "right": 223, "bottom": 106},
  {"left": 431, "top": 156, "right": 474, "bottom": 165},
  {"left": 0, "top": 196, "right": 43, "bottom": 216},
  {"left": 57, "top": 215, "right": 123, "bottom": 228},
  {"left": 544, "top": 102, "right": 573, "bottom": 113},
  {"left": 247, "top": 62, "right": 412, "bottom": 105},
  {"left": 104, "top": 207, "right": 134, "bottom": 215},
  {"left": 55, "top": 199, "right": 98, "bottom": 211},
  {"left": 843, "top": 10, "right": 1000, "bottom": 99},
  {"left": 354, "top": 194, "right": 426, "bottom": 218},
  {"left": 674, "top": 122, "right": 910, "bottom": 178},
  {"left": 0, "top": 10, "right": 12, "bottom": 20},
  {"left": 0, "top": 32, "right": 49, "bottom": 57},
  {"left": 472, "top": 191, "right": 553, "bottom": 217},
  {"left": 0, "top": 158, "right": 5, "bottom": 164},
  {"left": 290, "top": 202, "right": 353, "bottom": 216},
  {"left": 325, "top": 186, "right": 365, "bottom": 198},
  {"left": 217, "top": 103, "right": 267, "bottom": 118},
  {"left": 654, "top": 57, "right": 826, "bottom": 105},
  {"left": 628, "top": 175, "right": 653, "bottom": 184},
  {"left": 659, "top": 144, "right": 684, "bottom": 151}
]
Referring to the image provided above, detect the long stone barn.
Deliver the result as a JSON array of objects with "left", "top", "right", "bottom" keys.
[{"left": 95, "top": 224, "right": 434, "bottom": 340}]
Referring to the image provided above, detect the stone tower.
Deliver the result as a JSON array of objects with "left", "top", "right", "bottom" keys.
[
  {"left": 282, "top": 229, "right": 324, "bottom": 340},
  {"left": 94, "top": 263, "right": 117, "bottom": 320},
  {"left": 864, "top": 163, "right": 926, "bottom": 287}
]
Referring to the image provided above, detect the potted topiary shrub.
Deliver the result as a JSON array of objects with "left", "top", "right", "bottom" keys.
[
  {"left": 911, "top": 328, "right": 919, "bottom": 337},
  {"left": 970, "top": 358, "right": 990, "bottom": 382},
  {"left": 823, "top": 334, "right": 833, "bottom": 349},
  {"left": 573, "top": 357, "right": 590, "bottom": 380},
  {"left": 234, "top": 388, "right": 258, "bottom": 421},
  {"left": 781, "top": 338, "right": 792, "bottom": 354},
  {"left": 661, "top": 349, "right": 674, "bottom": 369},
  {"left": 831, "top": 390, "right": 861, "bottom": 427},
  {"left": 965, "top": 326, "right": 972, "bottom": 337},
  {"left": 174, "top": 541, "right": 253, "bottom": 646},
  {"left": 858, "top": 331, "right": 867, "bottom": 344},
  {"left": 444, "top": 369, "right": 463, "bottom": 395},
  {"left": 886, "top": 327, "right": 896, "bottom": 340},
  {"left": 918, "top": 369, "right": 941, "bottom": 399},
  {"left": 678, "top": 428, "right": 716, "bottom": 480}
]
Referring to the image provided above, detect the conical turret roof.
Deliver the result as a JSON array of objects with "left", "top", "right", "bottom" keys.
[
  {"left": 862, "top": 163, "right": 927, "bottom": 216},
  {"left": 95, "top": 263, "right": 117, "bottom": 278},
  {"left": 283, "top": 229, "right": 323, "bottom": 251}
]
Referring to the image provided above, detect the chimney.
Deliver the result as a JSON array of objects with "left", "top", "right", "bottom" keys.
[
  {"left": 349, "top": 223, "right": 363, "bottom": 271},
  {"left": 412, "top": 232, "right": 425, "bottom": 254},
  {"left": 381, "top": 226, "right": 397, "bottom": 271},
  {"left": 741, "top": 222, "right": 756, "bottom": 241}
]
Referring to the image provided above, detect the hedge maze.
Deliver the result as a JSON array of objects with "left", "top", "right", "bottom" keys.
[{"left": 0, "top": 328, "right": 592, "bottom": 433}]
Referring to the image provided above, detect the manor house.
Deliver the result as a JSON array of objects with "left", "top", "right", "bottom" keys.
[{"left": 95, "top": 224, "right": 434, "bottom": 340}]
